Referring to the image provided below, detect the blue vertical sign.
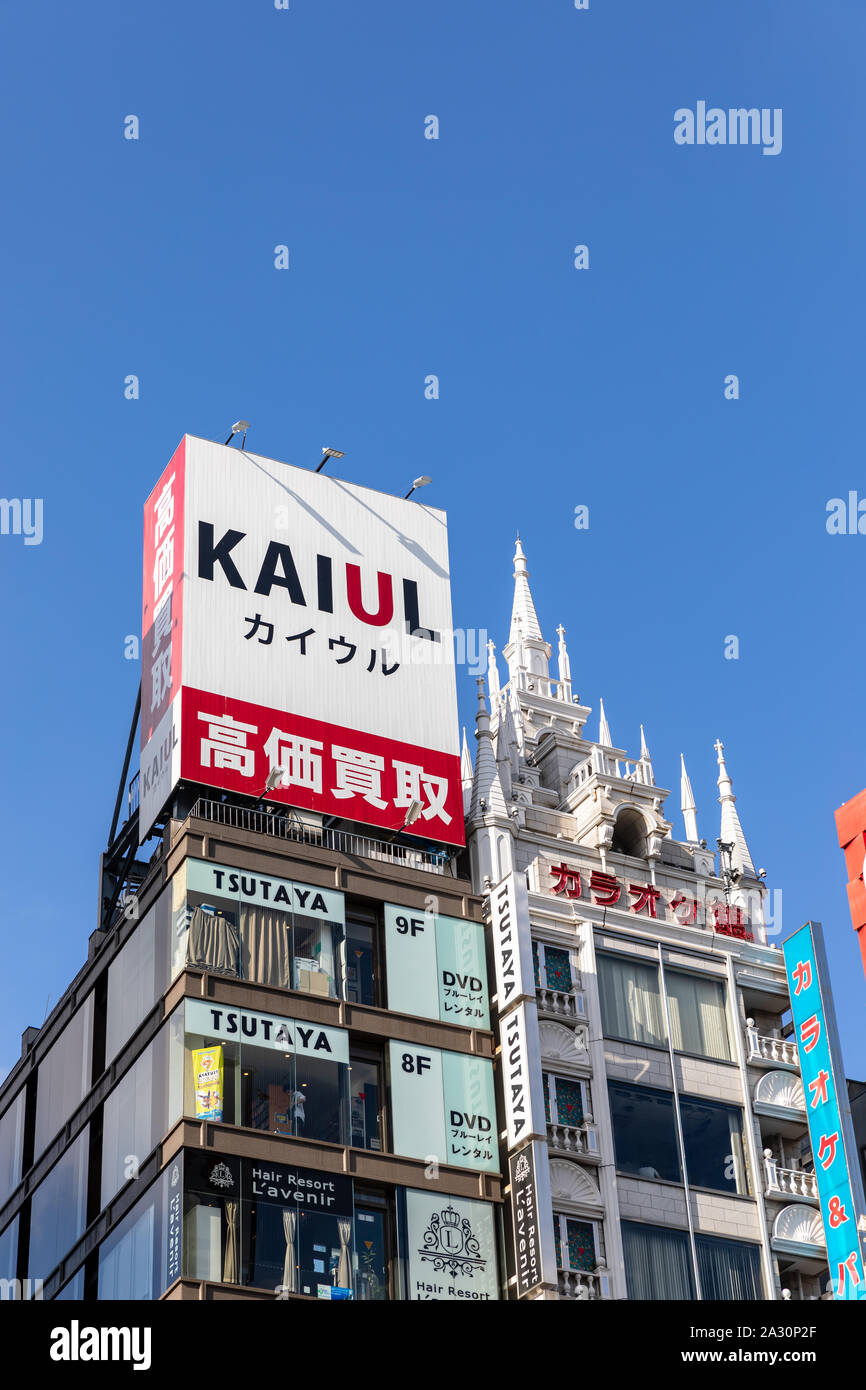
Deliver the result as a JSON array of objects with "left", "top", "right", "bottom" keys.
[{"left": 783, "top": 921, "right": 866, "bottom": 1299}]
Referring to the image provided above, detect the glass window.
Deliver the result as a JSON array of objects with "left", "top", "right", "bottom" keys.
[
  {"left": 98, "top": 1165, "right": 176, "bottom": 1300},
  {"left": 34, "top": 996, "right": 94, "bottom": 1159},
  {"left": 622, "top": 1220, "right": 694, "bottom": 1300},
  {"left": 183, "top": 1152, "right": 241, "bottom": 1286},
  {"left": 543, "top": 1073, "right": 586, "bottom": 1128},
  {"left": 597, "top": 952, "right": 665, "bottom": 1047},
  {"left": 354, "top": 1202, "right": 388, "bottom": 1300},
  {"left": 553, "top": 1214, "right": 597, "bottom": 1272},
  {"left": 681, "top": 1096, "right": 748, "bottom": 1196},
  {"left": 183, "top": 1001, "right": 350, "bottom": 1146},
  {"left": 29, "top": 1127, "right": 89, "bottom": 1284},
  {"left": 696, "top": 1234, "right": 762, "bottom": 1300},
  {"left": 344, "top": 911, "right": 378, "bottom": 1006},
  {"left": 609, "top": 1082, "right": 680, "bottom": 1182},
  {"left": 544, "top": 946, "right": 572, "bottom": 992},
  {"left": 0, "top": 1090, "right": 25, "bottom": 1207},
  {"left": 350, "top": 1054, "right": 382, "bottom": 1152},
  {"left": 54, "top": 1267, "right": 85, "bottom": 1300},
  {"left": 172, "top": 860, "right": 347, "bottom": 1002},
  {"left": 105, "top": 889, "right": 170, "bottom": 1064},
  {"left": 183, "top": 1152, "right": 354, "bottom": 1297},
  {"left": 0, "top": 1216, "right": 17, "bottom": 1283},
  {"left": 242, "top": 1045, "right": 345, "bottom": 1145},
  {"left": 101, "top": 1012, "right": 184, "bottom": 1209},
  {"left": 666, "top": 970, "right": 731, "bottom": 1061}
]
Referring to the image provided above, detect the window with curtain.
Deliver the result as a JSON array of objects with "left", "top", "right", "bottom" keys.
[
  {"left": 622, "top": 1221, "right": 695, "bottom": 1300},
  {"left": 609, "top": 1082, "right": 680, "bottom": 1182},
  {"left": 696, "top": 1234, "right": 763, "bottom": 1300},
  {"left": 105, "top": 887, "right": 171, "bottom": 1063},
  {"left": 101, "top": 1020, "right": 182, "bottom": 1209},
  {"left": 597, "top": 953, "right": 665, "bottom": 1047},
  {"left": 665, "top": 970, "right": 731, "bottom": 1061},
  {"left": 680, "top": 1096, "right": 749, "bottom": 1196},
  {"left": 0, "top": 1089, "right": 25, "bottom": 1209},
  {"left": 33, "top": 997, "right": 94, "bottom": 1160},
  {"left": 28, "top": 1127, "right": 89, "bottom": 1283}
]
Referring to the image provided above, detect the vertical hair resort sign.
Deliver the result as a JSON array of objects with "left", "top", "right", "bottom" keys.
[{"left": 140, "top": 435, "right": 463, "bottom": 844}]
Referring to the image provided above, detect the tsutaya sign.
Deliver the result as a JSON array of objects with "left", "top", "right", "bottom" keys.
[
  {"left": 782, "top": 922, "right": 866, "bottom": 1300},
  {"left": 140, "top": 436, "right": 463, "bottom": 843}
]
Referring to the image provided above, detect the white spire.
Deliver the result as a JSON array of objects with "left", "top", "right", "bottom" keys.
[
  {"left": 556, "top": 623, "right": 572, "bottom": 701},
  {"left": 486, "top": 639, "right": 501, "bottom": 699},
  {"left": 504, "top": 536, "right": 551, "bottom": 682},
  {"left": 509, "top": 534, "right": 543, "bottom": 645},
  {"left": 461, "top": 727, "right": 474, "bottom": 816},
  {"left": 598, "top": 698, "right": 612, "bottom": 746},
  {"left": 714, "top": 739, "right": 756, "bottom": 877},
  {"left": 680, "top": 752, "right": 699, "bottom": 844},
  {"left": 639, "top": 724, "right": 654, "bottom": 785},
  {"left": 469, "top": 679, "right": 509, "bottom": 821}
]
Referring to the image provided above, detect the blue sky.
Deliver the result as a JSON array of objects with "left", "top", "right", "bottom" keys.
[{"left": 1, "top": 0, "right": 865, "bottom": 1082}]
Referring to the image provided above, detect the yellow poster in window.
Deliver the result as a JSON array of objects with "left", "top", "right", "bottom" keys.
[{"left": 193, "top": 1045, "right": 223, "bottom": 1121}]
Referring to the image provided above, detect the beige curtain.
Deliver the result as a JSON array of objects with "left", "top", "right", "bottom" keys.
[
  {"left": 241, "top": 907, "right": 293, "bottom": 989},
  {"left": 223, "top": 1200, "right": 239, "bottom": 1283},
  {"left": 667, "top": 972, "right": 730, "bottom": 1061},
  {"left": 337, "top": 1217, "right": 351, "bottom": 1290},
  {"left": 282, "top": 1209, "right": 298, "bottom": 1294},
  {"left": 186, "top": 907, "right": 240, "bottom": 977}
]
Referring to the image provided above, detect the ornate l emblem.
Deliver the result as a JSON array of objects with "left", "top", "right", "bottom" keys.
[{"left": 418, "top": 1205, "right": 486, "bottom": 1279}]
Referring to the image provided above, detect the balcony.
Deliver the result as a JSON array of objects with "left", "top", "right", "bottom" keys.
[
  {"left": 557, "top": 1267, "right": 609, "bottom": 1300},
  {"left": 183, "top": 797, "right": 454, "bottom": 876},
  {"left": 547, "top": 1120, "right": 599, "bottom": 1162},
  {"left": 745, "top": 1020, "right": 799, "bottom": 1070},
  {"left": 762, "top": 1151, "right": 819, "bottom": 1204},
  {"left": 536, "top": 981, "right": 587, "bottom": 1024}
]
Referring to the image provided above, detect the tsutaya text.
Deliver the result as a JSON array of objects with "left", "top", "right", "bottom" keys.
[{"left": 548, "top": 861, "right": 756, "bottom": 941}]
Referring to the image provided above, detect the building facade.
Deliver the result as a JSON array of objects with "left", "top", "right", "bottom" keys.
[
  {"left": 464, "top": 538, "right": 831, "bottom": 1301},
  {"left": 0, "top": 798, "right": 505, "bottom": 1301},
  {"left": 0, "top": 439, "right": 504, "bottom": 1303}
]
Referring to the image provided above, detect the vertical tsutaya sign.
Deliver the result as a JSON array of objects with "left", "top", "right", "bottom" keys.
[
  {"left": 501, "top": 1003, "right": 547, "bottom": 1151},
  {"left": 384, "top": 903, "right": 489, "bottom": 1029},
  {"left": 508, "top": 1143, "right": 557, "bottom": 1298},
  {"left": 405, "top": 1189, "right": 499, "bottom": 1301},
  {"left": 140, "top": 435, "right": 463, "bottom": 843},
  {"left": 165, "top": 1156, "right": 183, "bottom": 1290},
  {"left": 388, "top": 1042, "right": 498, "bottom": 1172},
  {"left": 489, "top": 872, "right": 534, "bottom": 1015},
  {"left": 783, "top": 921, "right": 866, "bottom": 1300}
]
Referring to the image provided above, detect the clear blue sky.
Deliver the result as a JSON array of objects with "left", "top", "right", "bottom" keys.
[{"left": 1, "top": 0, "right": 864, "bottom": 1082}]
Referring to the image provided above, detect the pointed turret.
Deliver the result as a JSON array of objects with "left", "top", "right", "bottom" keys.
[
  {"left": 680, "top": 753, "right": 699, "bottom": 844},
  {"left": 469, "top": 679, "right": 509, "bottom": 822},
  {"left": 715, "top": 739, "right": 756, "bottom": 876},
  {"left": 503, "top": 536, "right": 551, "bottom": 682},
  {"left": 486, "top": 639, "right": 501, "bottom": 700},
  {"left": 556, "top": 624, "right": 572, "bottom": 701},
  {"left": 461, "top": 727, "right": 474, "bottom": 815},
  {"left": 598, "top": 698, "right": 613, "bottom": 747},
  {"left": 639, "top": 724, "right": 655, "bottom": 786}
]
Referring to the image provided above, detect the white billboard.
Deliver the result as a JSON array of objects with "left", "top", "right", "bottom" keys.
[{"left": 140, "top": 435, "right": 463, "bottom": 843}]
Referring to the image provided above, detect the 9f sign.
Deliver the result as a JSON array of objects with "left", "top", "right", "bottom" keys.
[{"left": 198, "top": 522, "right": 440, "bottom": 641}]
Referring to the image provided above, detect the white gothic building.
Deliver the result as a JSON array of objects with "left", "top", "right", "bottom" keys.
[{"left": 464, "top": 538, "right": 828, "bottom": 1301}]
